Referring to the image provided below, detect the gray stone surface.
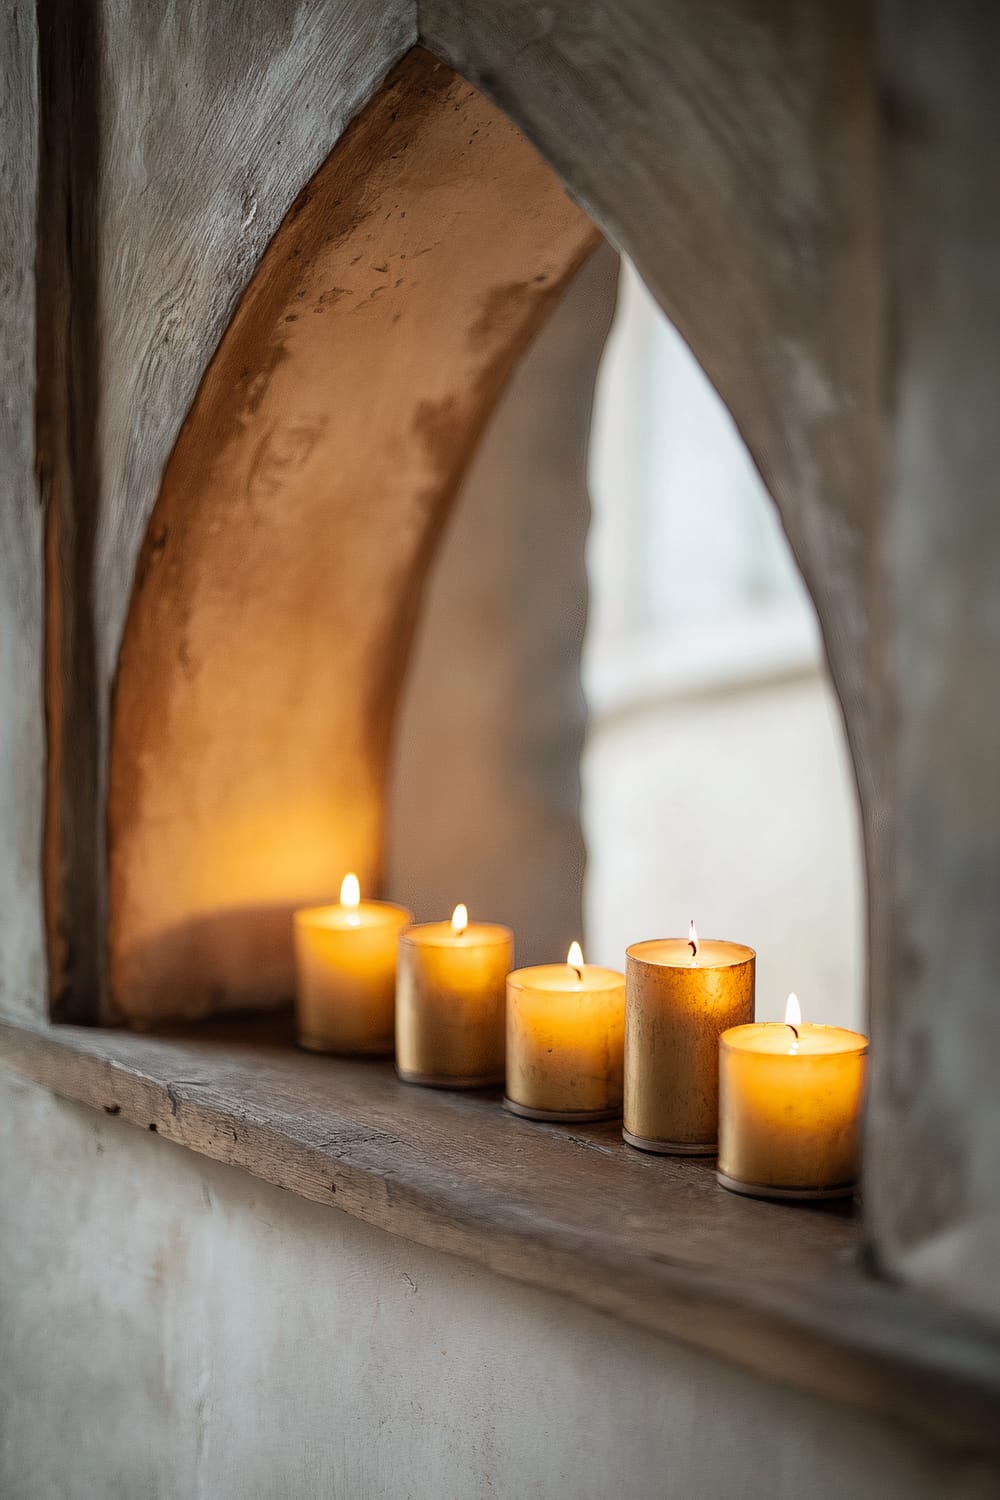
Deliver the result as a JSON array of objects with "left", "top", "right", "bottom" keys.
[
  {"left": 865, "top": 0, "right": 1000, "bottom": 1318},
  {"left": 422, "top": 0, "right": 881, "bottom": 808}
]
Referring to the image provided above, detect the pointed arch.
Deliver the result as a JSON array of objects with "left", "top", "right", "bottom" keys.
[{"left": 108, "top": 51, "right": 598, "bottom": 1018}]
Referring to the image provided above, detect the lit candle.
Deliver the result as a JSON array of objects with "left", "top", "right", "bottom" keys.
[
  {"left": 717, "top": 993, "right": 868, "bottom": 1200},
  {"left": 396, "top": 904, "right": 513, "bottom": 1088},
  {"left": 504, "top": 942, "right": 625, "bottom": 1122},
  {"left": 624, "top": 924, "right": 755, "bottom": 1154},
  {"left": 293, "top": 874, "right": 412, "bottom": 1055}
]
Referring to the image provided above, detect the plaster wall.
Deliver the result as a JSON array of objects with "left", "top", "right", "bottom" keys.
[{"left": 2, "top": 1073, "right": 995, "bottom": 1500}]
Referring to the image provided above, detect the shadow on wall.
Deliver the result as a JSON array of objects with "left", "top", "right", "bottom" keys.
[
  {"left": 111, "top": 905, "right": 303, "bottom": 1023},
  {"left": 387, "top": 248, "right": 621, "bottom": 967}
]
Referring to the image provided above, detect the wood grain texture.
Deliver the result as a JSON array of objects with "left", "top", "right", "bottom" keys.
[
  {"left": 108, "top": 51, "right": 598, "bottom": 1022},
  {"left": 2, "top": 1010, "right": 1000, "bottom": 1461},
  {"left": 0, "top": 2, "right": 46, "bottom": 1020}
]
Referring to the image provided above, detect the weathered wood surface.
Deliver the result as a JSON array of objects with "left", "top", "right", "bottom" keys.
[
  {"left": 2, "top": 1010, "right": 1000, "bottom": 1460},
  {"left": 0, "top": 3, "right": 46, "bottom": 1020},
  {"left": 108, "top": 51, "right": 598, "bottom": 1021}
]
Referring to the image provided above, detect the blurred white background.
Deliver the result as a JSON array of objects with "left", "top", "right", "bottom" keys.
[{"left": 583, "top": 261, "right": 864, "bottom": 1029}]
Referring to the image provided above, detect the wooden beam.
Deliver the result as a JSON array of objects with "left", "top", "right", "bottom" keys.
[{"left": 35, "top": 0, "right": 104, "bottom": 1019}]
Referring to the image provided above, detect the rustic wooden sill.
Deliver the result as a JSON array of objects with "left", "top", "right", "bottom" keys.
[{"left": 2, "top": 1009, "right": 999, "bottom": 1458}]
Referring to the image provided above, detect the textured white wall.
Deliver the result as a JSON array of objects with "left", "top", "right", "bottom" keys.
[{"left": 2, "top": 1074, "right": 995, "bottom": 1500}]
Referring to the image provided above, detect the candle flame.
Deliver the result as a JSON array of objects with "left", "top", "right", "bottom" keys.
[
  {"left": 567, "top": 940, "right": 584, "bottom": 978},
  {"left": 340, "top": 872, "right": 361, "bottom": 909},
  {"left": 784, "top": 991, "right": 801, "bottom": 1044},
  {"left": 451, "top": 903, "right": 469, "bottom": 936},
  {"left": 688, "top": 919, "right": 698, "bottom": 963}
]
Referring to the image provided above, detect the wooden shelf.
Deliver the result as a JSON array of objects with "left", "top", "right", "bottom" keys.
[{"left": 2, "top": 1009, "right": 999, "bottom": 1457}]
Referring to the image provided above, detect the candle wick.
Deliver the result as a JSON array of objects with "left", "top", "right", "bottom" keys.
[
  {"left": 786, "top": 1024, "right": 799, "bottom": 1041},
  {"left": 688, "top": 921, "right": 698, "bottom": 964},
  {"left": 572, "top": 965, "right": 582, "bottom": 982}
]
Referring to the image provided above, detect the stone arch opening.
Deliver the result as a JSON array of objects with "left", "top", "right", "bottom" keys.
[{"left": 106, "top": 45, "right": 872, "bottom": 1031}]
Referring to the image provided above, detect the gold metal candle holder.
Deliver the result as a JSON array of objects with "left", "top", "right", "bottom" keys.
[
  {"left": 293, "top": 875, "right": 412, "bottom": 1056},
  {"left": 396, "top": 906, "right": 513, "bottom": 1089},
  {"left": 624, "top": 934, "right": 755, "bottom": 1154},
  {"left": 504, "top": 945, "right": 626, "bottom": 1122},
  {"left": 717, "top": 997, "right": 868, "bottom": 1200}
]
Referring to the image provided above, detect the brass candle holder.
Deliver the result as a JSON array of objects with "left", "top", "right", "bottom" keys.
[
  {"left": 396, "top": 905, "right": 512, "bottom": 1089},
  {"left": 293, "top": 875, "right": 413, "bottom": 1056},
  {"left": 504, "top": 944, "right": 625, "bottom": 1122},
  {"left": 624, "top": 931, "right": 755, "bottom": 1154},
  {"left": 717, "top": 994, "right": 868, "bottom": 1200}
]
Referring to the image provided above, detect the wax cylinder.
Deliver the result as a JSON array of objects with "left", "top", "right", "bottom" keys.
[
  {"left": 624, "top": 939, "right": 755, "bottom": 1154},
  {"left": 396, "top": 919, "right": 513, "bottom": 1088},
  {"left": 294, "top": 899, "right": 412, "bottom": 1055},
  {"left": 504, "top": 962, "right": 625, "bottom": 1122},
  {"left": 717, "top": 1023, "right": 868, "bottom": 1200}
]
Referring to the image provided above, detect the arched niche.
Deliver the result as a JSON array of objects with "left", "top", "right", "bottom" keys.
[
  {"left": 108, "top": 34, "right": 878, "bottom": 1028},
  {"left": 108, "top": 51, "right": 599, "bottom": 1019}
]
